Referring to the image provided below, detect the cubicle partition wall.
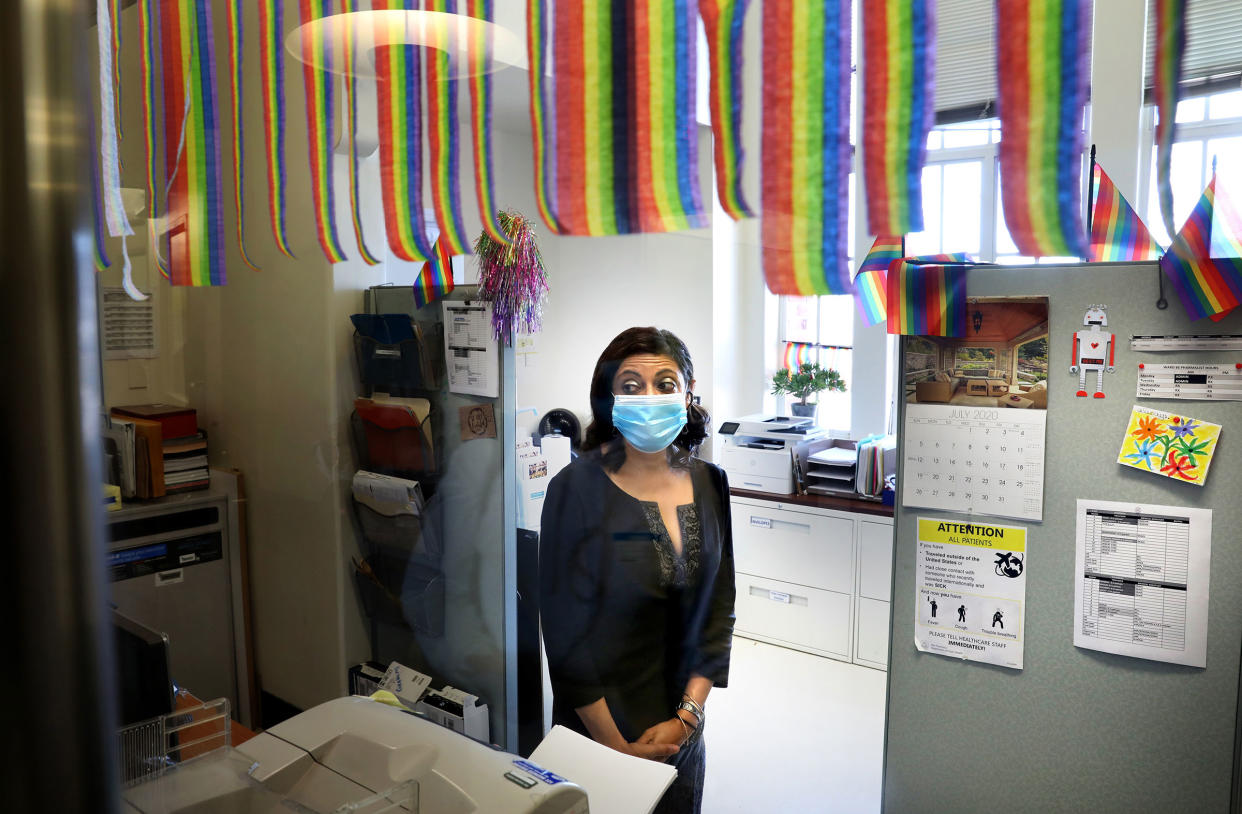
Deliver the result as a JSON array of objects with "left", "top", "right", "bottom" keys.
[{"left": 884, "top": 262, "right": 1242, "bottom": 813}]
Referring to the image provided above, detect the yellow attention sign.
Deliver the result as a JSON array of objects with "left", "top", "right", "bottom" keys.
[{"left": 917, "top": 518, "right": 1026, "bottom": 552}]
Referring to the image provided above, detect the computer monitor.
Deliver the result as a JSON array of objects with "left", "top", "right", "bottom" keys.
[{"left": 111, "top": 608, "right": 174, "bottom": 727}]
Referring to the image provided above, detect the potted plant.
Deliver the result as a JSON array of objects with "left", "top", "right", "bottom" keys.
[{"left": 771, "top": 362, "right": 847, "bottom": 418}]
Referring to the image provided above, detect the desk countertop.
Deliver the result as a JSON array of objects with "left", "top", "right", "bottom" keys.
[{"left": 730, "top": 488, "right": 894, "bottom": 518}]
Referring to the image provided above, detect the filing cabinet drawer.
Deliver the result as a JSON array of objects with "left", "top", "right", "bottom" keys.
[
  {"left": 854, "top": 596, "right": 891, "bottom": 668},
  {"left": 731, "top": 506, "right": 854, "bottom": 593},
  {"left": 857, "top": 519, "right": 894, "bottom": 602},
  {"left": 734, "top": 572, "right": 852, "bottom": 659}
]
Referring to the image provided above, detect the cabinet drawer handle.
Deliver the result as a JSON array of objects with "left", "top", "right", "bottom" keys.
[
  {"left": 749, "top": 515, "right": 810, "bottom": 535},
  {"left": 747, "top": 585, "right": 808, "bottom": 607}
]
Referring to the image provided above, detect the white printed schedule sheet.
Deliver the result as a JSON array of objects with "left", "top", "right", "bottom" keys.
[
  {"left": 1073, "top": 499, "right": 1211, "bottom": 667},
  {"left": 902, "top": 404, "right": 1048, "bottom": 522}
]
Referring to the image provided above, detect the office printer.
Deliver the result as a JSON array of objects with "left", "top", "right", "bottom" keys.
[
  {"left": 121, "top": 696, "right": 589, "bottom": 813},
  {"left": 717, "top": 414, "right": 827, "bottom": 494}
]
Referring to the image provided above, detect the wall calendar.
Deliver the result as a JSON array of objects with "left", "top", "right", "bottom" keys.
[{"left": 903, "top": 404, "right": 1048, "bottom": 522}]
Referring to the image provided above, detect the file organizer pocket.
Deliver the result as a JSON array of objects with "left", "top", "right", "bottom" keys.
[
  {"left": 353, "top": 501, "right": 440, "bottom": 562},
  {"left": 352, "top": 408, "right": 436, "bottom": 477},
  {"left": 355, "top": 551, "right": 444, "bottom": 637},
  {"left": 352, "top": 321, "right": 444, "bottom": 396}
]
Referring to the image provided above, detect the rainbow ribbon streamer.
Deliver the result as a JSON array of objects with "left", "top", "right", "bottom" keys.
[
  {"left": 1154, "top": 0, "right": 1186, "bottom": 242},
  {"left": 374, "top": 0, "right": 435, "bottom": 262},
  {"left": 1160, "top": 174, "right": 1242, "bottom": 321},
  {"left": 226, "top": 0, "right": 260, "bottom": 270},
  {"left": 412, "top": 235, "right": 455, "bottom": 309},
  {"left": 525, "top": 0, "right": 560, "bottom": 232},
  {"left": 995, "top": 0, "right": 1090, "bottom": 258},
  {"left": 782, "top": 342, "right": 817, "bottom": 371},
  {"left": 341, "top": 0, "right": 380, "bottom": 265},
  {"left": 89, "top": 104, "right": 112, "bottom": 272},
  {"left": 300, "top": 0, "right": 348, "bottom": 263},
  {"left": 160, "top": 0, "right": 227, "bottom": 286},
  {"left": 700, "top": 0, "right": 753, "bottom": 220},
  {"left": 465, "top": 0, "right": 511, "bottom": 246},
  {"left": 885, "top": 260, "right": 971, "bottom": 336},
  {"left": 761, "top": 0, "right": 853, "bottom": 295},
  {"left": 862, "top": 0, "right": 932, "bottom": 235},
  {"left": 1089, "top": 163, "right": 1160, "bottom": 262},
  {"left": 260, "top": 0, "right": 295, "bottom": 258},
  {"left": 111, "top": 0, "right": 123, "bottom": 144},
  {"left": 138, "top": 0, "right": 168, "bottom": 278},
  {"left": 544, "top": 0, "right": 706, "bottom": 235},
  {"left": 425, "top": 0, "right": 471, "bottom": 256}
]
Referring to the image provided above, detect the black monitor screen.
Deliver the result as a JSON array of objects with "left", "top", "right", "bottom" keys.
[{"left": 111, "top": 609, "right": 174, "bottom": 727}]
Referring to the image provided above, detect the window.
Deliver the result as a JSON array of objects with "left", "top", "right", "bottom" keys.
[
  {"left": 777, "top": 295, "right": 854, "bottom": 432},
  {"left": 953, "top": 346, "right": 995, "bottom": 375},
  {"left": 1015, "top": 337, "right": 1049, "bottom": 385}
]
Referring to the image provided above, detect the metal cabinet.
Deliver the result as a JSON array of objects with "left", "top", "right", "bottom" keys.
[{"left": 730, "top": 496, "right": 894, "bottom": 670}]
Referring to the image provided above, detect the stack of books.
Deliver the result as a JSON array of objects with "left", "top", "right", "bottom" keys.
[{"left": 110, "top": 403, "right": 210, "bottom": 497}]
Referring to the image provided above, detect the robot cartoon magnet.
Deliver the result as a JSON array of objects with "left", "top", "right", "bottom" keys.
[{"left": 1070, "top": 304, "right": 1115, "bottom": 398}]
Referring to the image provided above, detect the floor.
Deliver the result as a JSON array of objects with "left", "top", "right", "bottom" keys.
[{"left": 701, "top": 636, "right": 888, "bottom": 813}]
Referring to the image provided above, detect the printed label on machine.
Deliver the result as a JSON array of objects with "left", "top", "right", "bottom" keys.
[
  {"left": 914, "top": 517, "right": 1028, "bottom": 670},
  {"left": 512, "top": 760, "right": 567, "bottom": 785}
]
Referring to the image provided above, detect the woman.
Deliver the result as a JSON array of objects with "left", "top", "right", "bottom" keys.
[{"left": 540, "top": 327, "right": 736, "bottom": 813}]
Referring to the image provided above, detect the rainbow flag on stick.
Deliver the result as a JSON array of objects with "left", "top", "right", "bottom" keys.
[
  {"left": 995, "top": 0, "right": 1090, "bottom": 258},
  {"left": 886, "top": 260, "right": 969, "bottom": 336},
  {"left": 851, "top": 235, "right": 902, "bottom": 327},
  {"left": 1160, "top": 174, "right": 1242, "bottom": 321},
  {"left": 1089, "top": 163, "right": 1161, "bottom": 262},
  {"left": 861, "top": 0, "right": 932, "bottom": 235},
  {"left": 761, "top": 0, "right": 853, "bottom": 296},
  {"left": 700, "top": 0, "right": 754, "bottom": 221},
  {"left": 412, "top": 235, "right": 455, "bottom": 310}
]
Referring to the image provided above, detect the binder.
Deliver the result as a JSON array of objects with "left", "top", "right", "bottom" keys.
[{"left": 117, "top": 414, "right": 165, "bottom": 498}]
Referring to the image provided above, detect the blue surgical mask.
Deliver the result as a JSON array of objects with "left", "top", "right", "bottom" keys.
[{"left": 612, "top": 393, "right": 689, "bottom": 453}]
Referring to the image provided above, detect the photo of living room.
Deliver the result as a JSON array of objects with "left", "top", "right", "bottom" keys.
[{"left": 904, "top": 297, "right": 1049, "bottom": 409}]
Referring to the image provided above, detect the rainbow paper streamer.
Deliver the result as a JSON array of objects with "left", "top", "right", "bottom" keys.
[
  {"left": 545, "top": 0, "right": 706, "bottom": 235},
  {"left": 89, "top": 104, "right": 112, "bottom": 272},
  {"left": 259, "top": 0, "right": 295, "bottom": 258},
  {"left": 1154, "top": 0, "right": 1186, "bottom": 241},
  {"left": 225, "top": 0, "right": 259, "bottom": 270},
  {"left": 761, "top": 0, "right": 853, "bottom": 295},
  {"left": 886, "top": 261, "right": 969, "bottom": 336},
  {"left": 341, "top": 0, "right": 380, "bottom": 265},
  {"left": 700, "top": 0, "right": 754, "bottom": 220},
  {"left": 857, "top": 235, "right": 904, "bottom": 276},
  {"left": 159, "top": 0, "right": 227, "bottom": 286},
  {"left": 412, "top": 235, "right": 455, "bottom": 309},
  {"left": 374, "top": 0, "right": 435, "bottom": 262},
  {"left": 465, "top": 0, "right": 510, "bottom": 246},
  {"left": 425, "top": 0, "right": 470, "bottom": 256},
  {"left": 995, "top": 0, "right": 1090, "bottom": 258},
  {"left": 299, "top": 0, "right": 348, "bottom": 263},
  {"left": 111, "top": 0, "right": 123, "bottom": 144},
  {"left": 862, "top": 0, "right": 932, "bottom": 235},
  {"left": 782, "top": 342, "right": 817, "bottom": 371},
  {"left": 138, "top": 0, "right": 168, "bottom": 278},
  {"left": 1090, "top": 163, "right": 1160, "bottom": 262},
  {"left": 525, "top": 0, "right": 560, "bottom": 232},
  {"left": 1160, "top": 175, "right": 1242, "bottom": 321}
]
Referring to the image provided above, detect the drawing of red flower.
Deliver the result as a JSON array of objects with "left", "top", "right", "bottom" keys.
[{"left": 1160, "top": 451, "right": 1197, "bottom": 481}]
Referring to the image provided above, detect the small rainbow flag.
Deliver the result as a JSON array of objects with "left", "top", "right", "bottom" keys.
[
  {"left": 782, "top": 342, "right": 817, "bottom": 371},
  {"left": 1089, "top": 163, "right": 1160, "bottom": 262},
  {"left": 373, "top": 0, "right": 435, "bottom": 262},
  {"left": 1154, "top": 0, "right": 1187, "bottom": 241},
  {"left": 299, "top": 0, "right": 348, "bottom": 263},
  {"left": 259, "top": 0, "right": 295, "bottom": 258},
  {"left": 853, "top": 269, "right": 888, "bottom": 326},
  {"left": 886, "top": 260, "right": 969, "bottom": 336},
  {"left": 412, "top": 235, "right": 455, "bottom": 310},
  {"left": 857, "top": 235, "right": 904, "bottom": 276},
  {"left": 861, "top": 0, "right": 933, "bottom": 235},
  {"left": 160, "top": 0, "right": 227, "bottom": 286},
  {"left": 761, "top": 0, "right": 853, "bottom": 296},
  {"left": 465, "top": 0, "right": 511, "bottom": 247},
  {"left": 425, "top": 0, "right": 471, "bottom": 256},
  {"left": 1160, "top": 175, "right": 1242, "bottom": 321},
  {"left": 700, "top": 0, "right": 754, "bottom": 221},
  {"left": 995, "top": 0, "right": 1090, "bottom": 258}
]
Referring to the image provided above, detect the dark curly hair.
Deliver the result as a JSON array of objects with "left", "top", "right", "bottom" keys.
[{"left": 582, "top": 327, "right": 710, "bottom": 471}]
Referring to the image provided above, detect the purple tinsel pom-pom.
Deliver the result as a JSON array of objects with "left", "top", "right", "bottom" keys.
[{"left": 474, "top": 211, "right": 548, "bottom": 345}]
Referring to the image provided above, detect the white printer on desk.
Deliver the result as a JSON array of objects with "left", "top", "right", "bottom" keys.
[{"left": 717, "top": 414, "right": 827, "bottom": 494}]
